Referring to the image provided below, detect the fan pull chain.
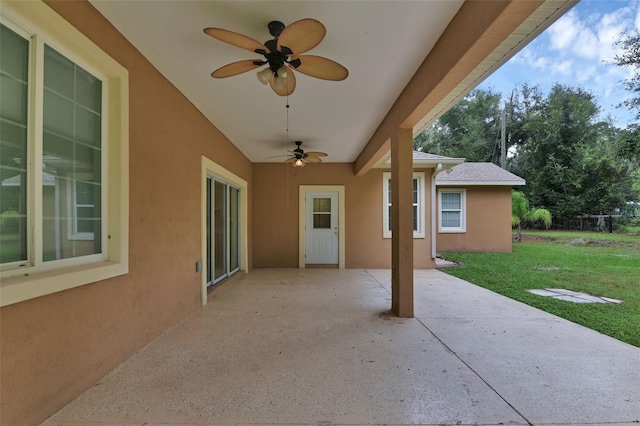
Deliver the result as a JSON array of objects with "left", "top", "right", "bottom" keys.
[
  {"left": 286, "top": 101, "right": 289, "bottom": 144},
  {"left": 285, "top": 95, "right": 290, "bottom": 211}
]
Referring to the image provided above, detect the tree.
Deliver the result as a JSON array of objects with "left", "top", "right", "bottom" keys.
[
  {"left": 418, "top": 82, "right": 638, "bottom": 228},
  {"left": 614, "top": 30, "right": 640, "bottom": 118},
  {"left": 511, "top": 190, "right": 552, "bottom": 241},
  {"left": 414, "top": 89, "right": 503, "bottom": 162},
  {"left": 510, "top": 84, "right": 621, "bottom": 223}
]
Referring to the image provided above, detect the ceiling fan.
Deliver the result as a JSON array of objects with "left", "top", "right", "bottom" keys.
[
  {"left": 204, "top": 19, "right": 348, "bottom": 96},
  {"left": 284, "top": 141, "right": 327, "bottom": 167}
]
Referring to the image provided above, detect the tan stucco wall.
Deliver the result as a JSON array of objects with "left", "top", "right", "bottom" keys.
[
  {"left": 436, "top": 186, "right": 513, "bottom": 253},
  {"left": 252, "top": 163, "right": 435, "bottom": 269},
  {"left": 0, "top": 2, "right": 253, "bottom": 425}
]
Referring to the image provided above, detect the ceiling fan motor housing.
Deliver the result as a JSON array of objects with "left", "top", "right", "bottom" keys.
[
  {"left": 268, "top": 20, "right": 285, "bottom": 37},
  {"left": 259, "top": 40, "right": 294, "bottom": 76}
]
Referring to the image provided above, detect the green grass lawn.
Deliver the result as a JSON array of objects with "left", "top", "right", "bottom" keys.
[{"left": 441, "top": 231, "right": 640, "bottom": 348}]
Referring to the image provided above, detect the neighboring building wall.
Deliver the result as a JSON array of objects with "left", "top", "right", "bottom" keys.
[
  {"left": 436, "top": 186, "right": 513, "bottom": 252},
  {"left": 0, "top": 1, "right": 253, "bottom": 425},
  {"left": 252, "top": 164, "right": 435, "bottom": 269}
]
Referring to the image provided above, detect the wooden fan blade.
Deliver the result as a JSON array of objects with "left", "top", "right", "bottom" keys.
[
  {"left": 304, "top": 151, "right": 327, "bottom": 157},
  {"left": 277, "top": 19, "right": 326, "bottom": 55},
  {"left": 211, "top": 60, "right": 263, "bottom": 78},
  {"left": 204, "top": 28, "right": 267, "bottom": 53},
  {"left": 305, "top": 156, "right": 322, "bottom": 163},
  {"left": 293, "top": 55, "right": 348, "bottom": 81},
  {"left": 284, "top": 157, "right": 296, "bottom": 164},
  {"left": 269, "top": 66, "right": 296, "bottom": 96}
]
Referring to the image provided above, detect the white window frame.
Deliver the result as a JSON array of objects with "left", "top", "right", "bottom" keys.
[
  {"left": 0, "top": 1, "right": 129, "bottom": 307},
  {"left": 67, "top": 176, "right": 96, "bottom": 241},
  {"left": 438, "top": 188, "right": 466, "bottom": 233},
  {"left": 382, "top": 172, "right": 425, "bottom": 239}
]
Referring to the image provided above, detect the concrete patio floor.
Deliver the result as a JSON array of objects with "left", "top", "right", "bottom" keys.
[{"left": 43, "top": 268, "right": 640, "bottom": 426}]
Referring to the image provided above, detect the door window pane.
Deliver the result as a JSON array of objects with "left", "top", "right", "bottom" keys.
[
  {"left": 0, "top": 24, "right": 29, "bottom": 264},
  {"left": 229, "top": 187, "right": 239, "bottom": 272},
  {"left": 42, "top": 45, "right": 102, "bottom": 261},
  {"left": 313, "top": 197, "right": 331, "bottom": 213},
  {"left": 313, "top": 213, "right": 331, "bottom": 229},
  {"left": 313, "top": 197, "right": 331, "bottom": 228},
  {"left": 214, "top": 180, "right": 226, "bottom": 280},
  {"left": 313, "top": 197, "right": 331, "bottom": 229}
]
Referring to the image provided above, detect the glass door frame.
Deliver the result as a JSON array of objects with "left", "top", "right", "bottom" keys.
[{"left": 206, "top": 175, "right": 240, "bottom": 288}]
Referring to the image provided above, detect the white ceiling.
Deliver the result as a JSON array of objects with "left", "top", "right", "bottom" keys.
[
  {"left": 88, "top": 1, "right": 571, "bottom": 165},
  {"left": 89, "top": 1, "right": 465, "bottom": 163}
]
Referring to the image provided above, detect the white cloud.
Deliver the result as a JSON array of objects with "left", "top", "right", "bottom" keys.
[
  {"left": 596, "top": 7, "right": 634, "bottom": 62},
  {"left": 512, "top": 48, "right": 549, "bottom": 71},
  {"left": 553, "top": 60, "right": 573, "bottom": 75},
  {"left": 547, "top": 4, "right": 635, "bottom": 63},
  {"left": 548, "top": 9, "right": 581, "bottom": 51},
  {"left": 575, "top": 65, "right": 597, "bottom": 83}
]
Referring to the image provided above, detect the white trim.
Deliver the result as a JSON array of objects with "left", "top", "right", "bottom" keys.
[
  {"left": 438, "top": 188, "right": 466, "bottom": 233},
  {"left": 66, "top": 177, "right": 97, "bottom": 241},
  {"left": 0, "top": 0, "right": 129, "bottom": 306},
  {"left": 200, "top": 156, "right": 249, "bottom": 305},
  {"left": 298, "top": 185, "right": 345, "bottom": 269},
  {"left": 374, "top": 152, "right": 464, "bottom": 169},
  {"left": 382, "top": 172, "right": 426, "bottom": 239},
  {"left": 437, "top": 180, "right": 525, "bottom": 186},
  {"left": 431, "top": 164, "right": 443, "bottom": 259}
]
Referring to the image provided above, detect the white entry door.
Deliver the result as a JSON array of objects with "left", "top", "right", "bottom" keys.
[{"left": 305, "top": 191, "right": 338, "bottom": 264}]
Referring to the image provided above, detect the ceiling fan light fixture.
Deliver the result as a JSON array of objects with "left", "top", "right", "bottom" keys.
[
  {"left": 276, "top": 66, "right": 288, "bottom": 79},
  {"left": 294, "top": 158, "right": 304, "bottom": 167},
  {"left": 273, "top": 74, "right": 289, "bottom": 93},
  {"left": 256, "top": 67, "right": 273, "bottom": 85}
]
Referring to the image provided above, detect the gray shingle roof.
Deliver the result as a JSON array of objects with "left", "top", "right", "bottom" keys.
[{"left": 436, "top": 162, "right": 525, "bottom": 186}]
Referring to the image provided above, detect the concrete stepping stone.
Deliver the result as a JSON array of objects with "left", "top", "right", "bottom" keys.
[{"left": 527, "top": 288, "right": 623, "bottom": 304}]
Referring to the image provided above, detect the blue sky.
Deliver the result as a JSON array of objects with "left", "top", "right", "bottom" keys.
[{"left": 478, "top": 0, "right": 640, "bottom": 128}]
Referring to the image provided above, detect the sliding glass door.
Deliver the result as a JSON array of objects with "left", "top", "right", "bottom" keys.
[{"left": 206, "top": 177, "right": 240, "bottom": 287}]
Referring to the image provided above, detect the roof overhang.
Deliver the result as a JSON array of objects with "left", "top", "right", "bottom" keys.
[{"left": 374, "top": 153, "right": 465, "bottom": 170}]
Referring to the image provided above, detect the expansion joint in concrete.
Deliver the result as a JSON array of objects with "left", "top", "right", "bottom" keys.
[{"left": 415, "top": 317, "right": 533, "bottom": 426}]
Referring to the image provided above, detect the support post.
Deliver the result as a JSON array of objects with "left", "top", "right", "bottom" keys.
[
  {"left": 391, "top": 127, "right": 414, "bottom": 318},
  {"left": 500, "top": 109, "right": 506, "bottom": 169}
]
